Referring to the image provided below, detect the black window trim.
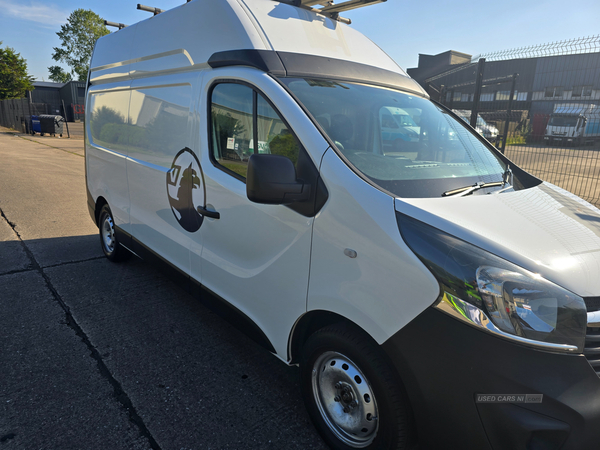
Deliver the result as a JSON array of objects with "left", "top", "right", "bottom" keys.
[{"left": 207, "top": 49, "right": 425, "bottom": 97}]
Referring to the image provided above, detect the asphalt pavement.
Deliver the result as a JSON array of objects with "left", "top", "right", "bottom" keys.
[{"left": 0, "top": 127, "right": 326, "bottom": 449}]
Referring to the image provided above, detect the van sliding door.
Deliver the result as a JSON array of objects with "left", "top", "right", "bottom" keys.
[{"left": 127, "top": 76, "right": 195, "bottom": 275}]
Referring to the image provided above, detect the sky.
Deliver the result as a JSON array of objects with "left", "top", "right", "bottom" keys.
[{"left": 1, "top": 0, "right": 599, "bottom": 81}]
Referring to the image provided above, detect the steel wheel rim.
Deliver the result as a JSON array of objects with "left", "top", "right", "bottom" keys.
[
  {"left": 101, "top": 213, "right": 115, "bottom": 253},
  {"left": 311, "top": 351, "right": 379, "bottom": 448}
]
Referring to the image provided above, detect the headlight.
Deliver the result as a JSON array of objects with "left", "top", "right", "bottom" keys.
[{"left": 397, "top": 213, "right": 587, "bottom": 353}]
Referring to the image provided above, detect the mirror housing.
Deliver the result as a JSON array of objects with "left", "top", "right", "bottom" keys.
[{"left": 246, "top": 154, "right": 310, "bottom": 204}]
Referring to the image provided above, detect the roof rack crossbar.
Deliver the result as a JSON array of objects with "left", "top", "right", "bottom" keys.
[
  {"left": 137, "top": 4, "right": 164, "bottom": 15},
  {"left": 104, "top": 20, "right": 128, "bottom": 29},
  {"left": 300, "top": 0, "right": 331, "bottom": 6},
  {"left": 277, "top": 0, "right": 386, "bottom": 24},
  {"left": 319, "top": 0, "right": 386, "bottom": 14}
]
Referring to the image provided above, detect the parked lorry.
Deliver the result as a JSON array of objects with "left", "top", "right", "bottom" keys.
[
  {"left": 544, "top": 103, "right": 600, "bottom": 145},
  {"left": 86, "top": 1, "right": 600, "bottom": 449}
]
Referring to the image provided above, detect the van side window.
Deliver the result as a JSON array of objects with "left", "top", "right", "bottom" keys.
[
  {"left": 256, "top": 95, "right": 299, "bottom": 165},
  {"left": 211, "top": 83, "right": 254, "bottom": 178},
  {"left": 210, "top": 83, "right": 300, "bottom": 180}
]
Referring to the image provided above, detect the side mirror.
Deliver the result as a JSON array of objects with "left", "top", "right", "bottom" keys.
[{"left": 246, "top": 154, "right": 310, "bottom": 204}]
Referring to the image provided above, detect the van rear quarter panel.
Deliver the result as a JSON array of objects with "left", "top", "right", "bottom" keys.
[{"left": 86, "top": 82, "right": 132, "bottom": 231}]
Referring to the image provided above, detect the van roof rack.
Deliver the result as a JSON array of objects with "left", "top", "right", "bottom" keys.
[
  {"left": 104, "top": 20, "right": 128, "bottom": 29},
  {"left": 276, "top": 0, "right": 387, "bottom": 24},
  {"left": 137, "top": 4, "right": 164, "bottom": 15}
]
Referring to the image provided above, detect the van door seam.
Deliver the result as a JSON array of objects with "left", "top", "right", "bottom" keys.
[{"left": 305, "top": 147, "right": 331, "bottom": 312}]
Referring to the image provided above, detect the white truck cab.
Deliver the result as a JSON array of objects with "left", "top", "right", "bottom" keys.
[
  {"left": 85, "top": 1, "right": 600, "bottom": 449},
  {"left": 544, "top": 103, "right": 600, "bottom": 146}
]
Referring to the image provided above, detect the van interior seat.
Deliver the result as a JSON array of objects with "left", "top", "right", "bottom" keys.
[{"left": 329, "top": 114, "right": 354, "bottom": 151}]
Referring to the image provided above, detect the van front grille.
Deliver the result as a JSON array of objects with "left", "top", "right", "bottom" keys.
[
  {"left": 584, "top": 297, "right": 600, "bottom": 377},
  {"left": 585, "top": 296, "right": 600, "bottom": 312}
]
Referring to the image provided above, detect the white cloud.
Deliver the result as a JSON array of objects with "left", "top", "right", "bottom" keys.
[{"left": 0, "top": 0, "right": 69, "bottom": 27}]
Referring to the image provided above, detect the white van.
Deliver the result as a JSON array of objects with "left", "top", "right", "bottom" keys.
[
  {"left": 85, "top": 1, "right": 600, "bottom": 449},
  {"left": 453, "top": 109, "right": 500, "bottom": 143}
]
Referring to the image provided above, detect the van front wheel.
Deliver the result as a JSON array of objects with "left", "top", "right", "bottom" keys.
[
  {"left": 300, "top": 324, "right": 413, "bottom": 450},
  {"left": 99, "top": 204, "right": 131, "bottom": 262}
]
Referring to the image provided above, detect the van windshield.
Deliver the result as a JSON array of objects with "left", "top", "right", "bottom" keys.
[
  {"left": 549, "top": 116, "right": 578, "bottom": 127},
  {"left": 280, "top": 78, "right": 508, "bottom": 198}
]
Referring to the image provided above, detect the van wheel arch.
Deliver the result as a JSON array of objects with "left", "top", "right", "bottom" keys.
[
  {"left": 290, "top": 311, "right": 347, "bottom": 365},
  {"left": 290, "top": 312, "right": 387, "bottom": 366},
  {"left": 94, "top": 196, "right": 108, "bottom": 227}
]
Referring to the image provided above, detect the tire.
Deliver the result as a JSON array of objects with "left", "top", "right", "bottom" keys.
[
  {"left": 300, "top": 324, "right": 414, "bottom": 450},
  {"left": 98, "top": 204, "right": 131, "bottom": 262}
]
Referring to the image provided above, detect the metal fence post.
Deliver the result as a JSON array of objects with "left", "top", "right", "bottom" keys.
[
  {"left": 11, "top": 99, "right": 17, "bottom": 130},
  {"left": 20, "top": 97, "right": 27, "bottom": 133},
  {"left": 1, "top": 101, "right": 6, "bottom": 128},
  {"left": 27, "top": 91, "right": 33, "bottom": 135},
  {"left": 500, "top": 73, "right": 518, "bottom": 154},
  {"left": 61, "top": 100, "right": 71, "bottom": 138},
  {"left": 470, "top": 58, "right": 486, "bottom": 128}
]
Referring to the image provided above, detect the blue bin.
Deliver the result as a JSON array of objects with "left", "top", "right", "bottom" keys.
[{"left": 31, "top": 115, "right": 41, "bottom": 135}]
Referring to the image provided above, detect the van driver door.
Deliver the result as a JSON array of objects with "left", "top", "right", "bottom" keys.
[{"left": 191, "top": 77, "right": 325, "bottom": 358}]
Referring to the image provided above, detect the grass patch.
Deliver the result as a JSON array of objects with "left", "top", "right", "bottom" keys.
[{"left": 506, "top": 135, "right": 526, "bottom": 145}]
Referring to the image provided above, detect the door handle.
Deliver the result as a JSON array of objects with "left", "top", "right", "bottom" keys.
[{"left": 197, "top": 205, "right": 220, "bottom": 219}]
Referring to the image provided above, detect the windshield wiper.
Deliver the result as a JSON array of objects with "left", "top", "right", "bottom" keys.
[{"left": 442, "top": 166, "right": 512, "bottom": 197}]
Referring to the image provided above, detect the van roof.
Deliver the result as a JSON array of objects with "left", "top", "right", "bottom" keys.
[
  {"left": 553, "top": 104, "right": 598, "bottom": 115},
  {"left": 90, "top": 0, "right": 425, "bottom": 95}
]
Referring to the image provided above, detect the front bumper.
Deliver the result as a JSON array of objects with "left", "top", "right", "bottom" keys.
[{"left": 382, "top": 307, "right": 600, "bottom": 450}]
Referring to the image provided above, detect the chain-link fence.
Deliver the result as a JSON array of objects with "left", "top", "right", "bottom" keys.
[{"left": 421, "top": 35, "right": 600, "bottom": 207}]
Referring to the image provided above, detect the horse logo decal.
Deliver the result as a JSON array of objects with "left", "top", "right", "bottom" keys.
[{"left": 167, "top": 148, "right": 206, "bottom": 232}]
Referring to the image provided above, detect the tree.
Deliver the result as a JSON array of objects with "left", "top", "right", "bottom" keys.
[
  {"left": 0, "top": 42, "right": 34, "bottom": 100},
  {"left": 51, "top": 9, "right": 109, "bottom": 81},
  {"left": 48, "top": 65, "right": 72, "bottom": 83}
]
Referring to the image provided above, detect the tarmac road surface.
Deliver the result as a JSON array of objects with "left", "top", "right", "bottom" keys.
[{"left": 0, "top": 128, "right": 326, "bottom": 449}]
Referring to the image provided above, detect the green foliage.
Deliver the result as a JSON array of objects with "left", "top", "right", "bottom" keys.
[
  {"left": 145, "top": 112, "right": 187, "bottom": 153},
  {"left": 98, "top": 123, "right": 125, "bottom": 144},
  {"left": 91, "top": 106, "right": 125, "bottom": 140},
  {"left": 268, "top": 133, "right": 300, "bottom": 164},
  {"left": 96, "top": 122, "right": 149, "bottom": 148},
  {"left": 48, "top": 65, "right": 72, "bottom": 83},
  {"left": 0, "top": 42, "right": 34, "bottom": 100},
  {"left": 91, "top": 105, "right": 190, "bottom": 152},
  {"left": 506, "top": 135, "right": 526, "bottom": 145},
  {"left": 213, "top": 111, "right": 246, "bottom": 139},
  {"left": 212, "top": 111, "right": 250, "bottom": 159},
  {"left": 52, "top": 9, "right": 110, "bottom": 81}
]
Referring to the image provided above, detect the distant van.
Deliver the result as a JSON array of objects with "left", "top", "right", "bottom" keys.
[
  {"left": 85, "top": 1, "right": 600, "bottom": 449},
  {"left": 380, "top": 106, "right": 420, "bottom": 150},
  {"left": 453, "top": 109, "right": 500, "bottom": 143}
]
